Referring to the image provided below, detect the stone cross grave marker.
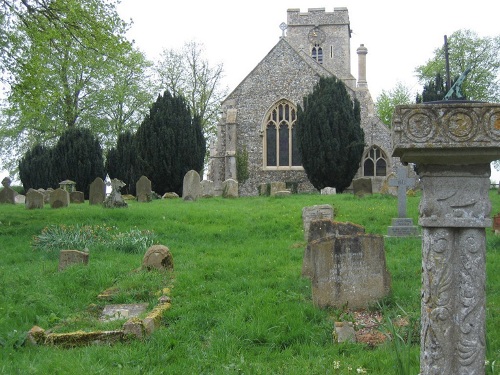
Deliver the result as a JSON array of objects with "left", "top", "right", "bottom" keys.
[{"left": 387, "top": 166, "right": 419, "bottom": 237}]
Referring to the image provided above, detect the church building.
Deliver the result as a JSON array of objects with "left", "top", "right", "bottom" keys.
[{"left": 210, "top": 7, "right": 394, "bottom": 196}]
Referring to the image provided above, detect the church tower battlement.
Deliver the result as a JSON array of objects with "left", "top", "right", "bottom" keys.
[{"left": 285, "top": 8, "right": 352, "bottom": 81}]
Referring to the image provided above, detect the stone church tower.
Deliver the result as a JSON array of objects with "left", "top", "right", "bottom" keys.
[{"left": 210, "top": 7, "right": 393, "bottom": 196}]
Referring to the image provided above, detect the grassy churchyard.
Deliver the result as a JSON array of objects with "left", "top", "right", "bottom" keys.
[{"left": 0, "top": 191, "right": 498, "bottom": 374}]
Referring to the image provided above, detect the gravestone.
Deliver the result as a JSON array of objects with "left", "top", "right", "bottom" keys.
[
  {"left": 50, "top": 188, "right": 70, "bottom": 208},
  {"left": 270, "top": 182, "right": 286, "bottom": 196},
  {"left": 352, "top": 178, "right": 372, "bottom": 197},
  {"left": 59, "top": 180, "right": 76, "bottom": 193},
  {"left": 258, "top": 183, "right": 268, "bottom": 196},
  {"left": 392, "top": 102, "right": 500, "bottom": 375},
  {"left": 301, "top": 204, "right": 334, "bottom": 242},
  {"left": 70, "top": 191, "right": 84, "bottom": 204},
  {"left": 200, "top": 180, "right": 215, "bottom": 198},
  {"left": 222, "top": 179, "right": 238, "bottom": 198},
  {"left": 25, "top": 189, "right": 44, "bottom": 209},
  {"left": 0, "top": 177, "right": 16, "bottom": 204},
  {"left": 182, "top": 170, "right": 201, "bottom": 201},
  {"left": 58, "top": 250, "right": 89, "bottom": 271},
  {"left": 89, "top": 177, "right": 106, "bottom": 205},
  {"left": 379, "top": 172, "right": 397, "bottom": 196},
  {"left": 306, "top": 221, "right": 391, "bottom": 309},
  {"left": 142, "top": 245, "right": 174, "bottom": 271},
  {"left": 103, "top": 178, "right": 127, "bottom": 208},
  {"left": 162, "top": 192, "right": 179, "bottom": 199},
  {"left": 302, "top": 219, "right": 364, "bottom": 278},
  {"left": 321, "top": 187, "right": 336, "bottom": 195},
  {"left": 387, "top": 166, "right": 419, "bottom": 237},
  {"left": 14, "top": 194, "right": 25, "bottom": 204},
  {"left": 136, "top": 175, "right": 152, "bottom": 203}
]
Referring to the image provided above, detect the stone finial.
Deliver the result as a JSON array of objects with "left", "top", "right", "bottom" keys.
[{"left": 356, "top": 44, "right": 368, "bottom": 87}]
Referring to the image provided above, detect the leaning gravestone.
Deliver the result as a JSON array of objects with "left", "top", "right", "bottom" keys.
[
  {"left": 306, "top": 219, "right": 391, "bottom": 309},
  {"left": 200, "top": 180, "right": 215, "bottom": 198},
  {"left": 222, "top": 179, "right": 238, "bottom": 198},
  {"left": 58, "top": 250, "right": 89, "bottom": 271},
  {"left": 136, "top": 175, "right": 152, "bottom": 203},
  {"left": 387, "top": 166, "right": 419, "bottom": 237},
  {"left": 50, "top": 188, "right": 70, "bottom": 208},
  {"left": 301, "top": 204, "right": 334, "bottom": 242},
  {"left": 0, "top": 177, "right": 16, "bottom": 204},
  {"left": 25, "top": 189, "right": 44, "bottom": 209},
  {"left": 182, "top": 170, "right": 201, "bottom": 201},
  {"left": 142, "top": 245, "right": 174, "bottom": 271},
  {"left": 103, "top": 179, "right": 127, "bottom": 208},
  {"left": 70, "top": 191, "right": 85, "bottom": 204},
  {"left": 392, "top": 101, "right": 500, "bottom": 375},
  {"left": 89, "top": 177, "right": 106, "bottom": 205},
  {"left": 352, "top": 178, "right": 372, "bottom": 197}
]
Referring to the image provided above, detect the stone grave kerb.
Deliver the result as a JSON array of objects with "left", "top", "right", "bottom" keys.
[
  {"left": 389, "top": 166, "right": 415, "bottom": 218},
  {"left": 392, "top": 101, "right": 500, "bottom": 375}
]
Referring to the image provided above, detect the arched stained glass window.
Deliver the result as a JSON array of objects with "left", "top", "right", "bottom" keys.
[{"left": 264, "top": 100, "right": 301, "bottom": 169}]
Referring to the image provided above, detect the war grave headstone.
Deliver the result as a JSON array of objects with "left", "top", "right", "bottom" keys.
[
  {"left": 182, "top": 170, "right": 201, "bottom": 201},
  {"left": 89, "top": 177, "right": 106, "bottom": 205},
  {"left": 392, "top": 100, "right": 500, "bottom": 375},
  {"left": 70, "top": 191, "right": 84, "bottom": 204},
  {"left": 387, "top": 166, "right": 419, "bottom": 237},
  {"left": 0, "top": 177, "right": 16, "bottom": 204},
  {"left": 305, "top": 219, "right": 391, "bottom": 309},
  {"left": 222, "top": 178, "right": 238, "bottom": 198},
  {"left": 301, "top": 204, "right": 334, "bottom": 242},
  {"left": 50, "top": 188, "right": 70, "bottom": 208},
  {"left": 58, "top": 250, "right": 89, "bottom": 271},
  {"left": 25, "top": 189, "right": 44, "bottom": 209},
  {"left": 136, "top": 175, "right": 152, "bottom": 202},
  {"left": 200, "top": 180, "right": 215, "bottom": 198},
  {"left": 103, "top": 178, "right": 128, "bottom": 208},
  {"left": 352, "top": 177, "right": 372, "bottom": 197}
]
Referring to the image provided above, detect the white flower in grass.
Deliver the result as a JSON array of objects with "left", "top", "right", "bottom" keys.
[
  {"left": 333, "top": 360, "right": 340, "bottom": 369},
  {"left": 356, "top": 368, "right": 367, "bottom": 374}
]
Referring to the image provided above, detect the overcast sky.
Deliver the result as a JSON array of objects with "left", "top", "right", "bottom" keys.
[{"left": 117, "top": 0, "right": 500, "bottom": 181}]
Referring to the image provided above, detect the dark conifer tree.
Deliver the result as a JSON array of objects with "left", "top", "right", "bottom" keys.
[
  {"left": 19, "top": 144, "right": 56, "bottom": 191},
  {"left": 51, "top": 128, "right": 106, "bottom": 198},
  {"left": 416, "top": 72, "right": 447, "bottom": 102},
  {"left": 105, "top": 131, "right": 138, "bottom": 195},
  {"left": 135, "top": 91, "right": 205, "bottom": 195},
  {"left": 297, "top": 76, "right": 365, "bottom": 192}
]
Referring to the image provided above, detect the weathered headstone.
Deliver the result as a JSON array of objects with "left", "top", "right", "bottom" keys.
[
  {"left": 307, "top": 222, "right": 391, "bottom": 309},
  {"left": 58, "top": 250, "right": 89, "bottom": 271},
  {"left": 379, "top": 172, "right": 397, "bottom": 196},
  {"left": 270, "top": 182, "right": 286, "bottom": 196},
  {"left": 333, "top": 322, "right": 356, "bottom": 343},
  {"left": 321, "top": 187, "right": 337, "bottom": 195},
  {"left": 258, "top": 183, "right": 269, "bottom": 196},
  {"left": 89, "top": 177, "right": 106, "bottom": 205},
  {"left": 0, "top": 177, "right": 16, "bottom": 204},
  {"left": 182, "top": 170, "right": 201, "bottom": 201},
  {"left": 392, "top": 102, "right": 500, "bottom": 375},
  {"left": 200, "top": 180, "right": 215, "bottom": 198},
  {"left": 387, "top": 166, "right": 419, "bottom": 237},
  {"left": 352, "top": 177, "right": 372, "bottom": 197},
  {"left": 302, "top": 219, "right": 365, "bottom": 278},
  {"left": 136, "top": 175, "right": 152, "bottom": 202},
  {"left": 301, "top": 204, "right": 334, "bottom": 242},
  {"left": 162, "top": 192, "right": 179, "bottom": 199},
  {"left": 103, "top": 178, "right": 128, "bottom": 208},
  {"left": 142, "top": 245, "right": 174, "bottom": 271},
  {"left": 222, "top": 179, "right": 238, "bottom": 198},
  {"left": 14, "top": 194, "right": 25, "bottom": 204},
  {"left": 25, "top": 189, "right": 44, "bottom": 209},
  {"left": 50, "top": 188, "right": 70, "bottom": 208},
  {"left": 70, "top": 191, "right": 85, "bottom": 204},
  {"left": 59, "top": 180, "right": 76, "bottom": 193}
]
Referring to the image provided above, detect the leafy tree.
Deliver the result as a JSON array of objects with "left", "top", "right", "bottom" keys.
[
  {"left": 154, "top": 41, "right": 227, "bottom": 144},
  {"left": 297, "top": 76, "right": 365, "bottom": 192},
  {"left": 0, "top": 0, "right": 153, "bottom": 172},
  {"left": 105, "top": 131, "right": 138, "bottom": 195},
  {"left": 375, "top": 81, "right": 414, "bottom": 126},
  {"left": 415, "top": 29, "right": 500, "bottom": 102},
  {"left": 135, "top": 91, "right": 205, "bottom": 196},
  {"left": 18, "top": 143, "right": 56, "bottom": 191},
  {"left": 51, "top": 127, "right": 106, "bottom": 198}
]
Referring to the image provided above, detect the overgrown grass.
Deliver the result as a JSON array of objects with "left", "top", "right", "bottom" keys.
[{"left": 0, "top": 191, "right": 498, "bottom": 374}]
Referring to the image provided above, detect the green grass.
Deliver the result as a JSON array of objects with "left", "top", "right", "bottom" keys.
[{"left": 0, "top": 191, "right": 498, "bottom": 374}]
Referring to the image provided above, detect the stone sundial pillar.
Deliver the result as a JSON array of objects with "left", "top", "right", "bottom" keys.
[{"left": 392, "top": 102, "right": 500, "bottom": 375}]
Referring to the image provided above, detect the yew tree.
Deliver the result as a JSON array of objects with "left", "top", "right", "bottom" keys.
[{"left": 297, "top": 76, "right": 365, "bottom": 192}]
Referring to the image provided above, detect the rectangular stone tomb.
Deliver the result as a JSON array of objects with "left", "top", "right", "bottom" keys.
[{"left": 309, "top": 233, "right": 391, "bottom": 309}]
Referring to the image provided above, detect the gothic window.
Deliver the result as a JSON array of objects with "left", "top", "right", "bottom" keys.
[
  {"left": 362, "top": 146, "right": 388, "bottom": 177},
  {"left": 312, "top": 45, "right": 323, "bottom": 64},
  {"left": 264, "top": 100, "right": 302, "bottom": 169}
]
